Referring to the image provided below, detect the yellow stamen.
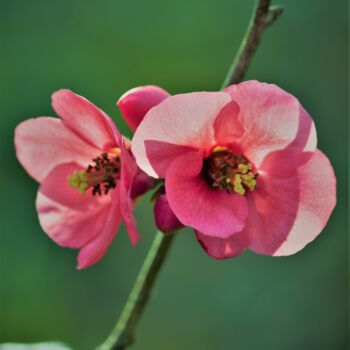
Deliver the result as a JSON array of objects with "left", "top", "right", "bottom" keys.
[
  {"left": 68, "top": 170, "right": 89, "bottom": 195},
  {"left": 111, "top": 147, "right": 121, "bottom": 157},
  {"left": 212, "top": 145, "right": 230, "bottom": 153}
]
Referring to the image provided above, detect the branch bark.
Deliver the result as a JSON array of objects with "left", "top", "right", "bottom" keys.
[
  {"left": 96, "top": 1, "right": 283, "bottom": 349},
  {"left": 221, "top": 0, "right": 283, "bottom": 88}
]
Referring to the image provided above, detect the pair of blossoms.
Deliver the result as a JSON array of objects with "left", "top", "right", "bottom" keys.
[{"left": 15, "top": 81, "right": 336, "bottom": 269}]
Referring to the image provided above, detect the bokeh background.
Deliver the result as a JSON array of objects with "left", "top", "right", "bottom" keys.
[{"left": 0, "top": 0, "right": 348, "bottom": 349}]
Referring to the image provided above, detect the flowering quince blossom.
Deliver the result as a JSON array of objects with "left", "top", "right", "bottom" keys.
[
  {"left": 15, "top": 89, "right": 143, "bottom": 269},
  {"left": 131, "top": 80, "right": 336, "bottom": 259}
]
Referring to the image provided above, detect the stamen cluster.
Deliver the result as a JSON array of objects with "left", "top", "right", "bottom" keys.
[
  {"left": 68, "top": 153, "right": 120, "bottom": 196},
  {"left": 202, "top": 149, "right": 257, "bottom": 195}
]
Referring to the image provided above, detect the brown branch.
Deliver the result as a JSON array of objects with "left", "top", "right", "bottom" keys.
[
  {"left": 221, "top": 0, "right": 284, "bottom": 88},
  {"left": 96, "top": 1, "right": 283, "bottom": 349}
]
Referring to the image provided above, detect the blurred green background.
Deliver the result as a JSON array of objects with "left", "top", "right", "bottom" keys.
[{"left": 0, "top": 0, "right": 348, "bottom": 349}]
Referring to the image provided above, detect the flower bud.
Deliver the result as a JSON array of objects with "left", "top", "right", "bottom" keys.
[
  {"left": 131, "top": 170, "right": 155, "bottom": 199},
  {"left": 154, "top": 191, "right": 183, "bottom": 234},
  {"left": 117, "top": 85, "right": 170, "bottom": 131}
]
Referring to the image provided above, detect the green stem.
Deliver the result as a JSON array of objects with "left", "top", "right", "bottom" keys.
[
  {"left": 97, "top": 1, "right": 283, "bottom": 349},
  {"left": 221, "top": 0, "right": 283, "bottom": 88},
  {"left": 96, "top": 232, "right": 174, "bottom": 350}
]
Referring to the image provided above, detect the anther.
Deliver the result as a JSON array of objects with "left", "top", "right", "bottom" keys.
[
  {"left": 67, "top": 152, "right": 121, "bottom": 196},
  {"left": 201, "top": 148, "right": 258, "bottom": 195}
]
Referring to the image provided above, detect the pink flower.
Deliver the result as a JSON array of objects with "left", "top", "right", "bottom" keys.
[
  {"left": 132, "top": 80, "right": 336, "bottom": 258},
  {"left": 15, "top": 89, "right": 140, "bottom": 269}
]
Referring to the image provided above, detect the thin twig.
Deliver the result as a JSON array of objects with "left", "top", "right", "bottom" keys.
[
  {"left": 96, "top": 1, "right": 283, "bottom": 349},
  {"left": 97, "top": 232, "right": 174, "bottom": 350},
  {"left": 221, "top": 0, "right": 283, "bottom": 88}
]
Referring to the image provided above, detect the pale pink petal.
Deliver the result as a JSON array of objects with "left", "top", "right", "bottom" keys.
[
  {"left": 77, "top": 189, "right": 122, "bottom": 269},
  {"left": 225, "top": 81, "right": 317, "bottom": 167},
  {"left": 132, "top": 91, "right": 231, "bottom": 178},
  {"left": 214, "top": 100, "right": 244, "bottom": 144},
  {"left": 144, "top": 140, "right": 197, "bottom": 178},
  {"left": 196, "top": 230, "right": 248, "bottom": 259},
  {"left": 52, "top": 89, "right": 117, "bottom": 150},
  {"left": 165, "top": 151, "right": 248, "bottom": 238},
  {"left": 15, "top": 117, "right": 100, "bottom": 182},
  {"left": 37, "top": 191, "right": 110, "bottom": 249},
  {"left": 119, "top": 137, "right": 140, "bottom": 246},
  {"left": 36, "top": 163, "right": 111, "bottom": 249},
  {"left": 273, "top": 150, "right": 336, "bottom": 256},
  {"left": 117, "top": 85, "right": 170, "bottom": 131},
  {"left": 243, "top": 149, "right": 336, "bottom": 255}
]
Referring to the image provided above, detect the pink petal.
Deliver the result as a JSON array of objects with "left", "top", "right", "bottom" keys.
[
  {"left": 243, "top": 149, "right": 336, "bottom": 256},
  {"left": 119, "top": 137, "right": 140, "bottom": 245},
  {"left": 214, "top": 100, "right": 244, "bottom": 144},
  {"left": 154, "top": 192, "right": 183, "bottom": 234},
  {"left": 196, "top": 230, "right": 248, "bottom": 259},
  {"left": 117, "top": 85, "right": 170, "bottom": 131},
  {"left": 77, "top": 189, "right": 122, "bottom": 269},
  {"left": 144, "top": 140, "right": 197, "bottom": 178},
  {"left": 132, "top": 91, "right": 231, "bottom": 178},
  {"left": 39, "top": 162, "right": 101, "bottom": 210},
  {"left": 225, "top": 81, "right": 317, "bottom": 167},
  {"left": 165, "top": 150, "right": 248, "bottom": 238},
  {"left": 36, "top": 163, "right": 111, "bottom": 249},
  {"left": 15, "top": 117, "right": 100, "bottom": 182},
  {"left": 52, "top": 89, "right": 118, "bottom": 150},
  {"left": 273, "top": 150, "right": 336, "bottom": 256}
]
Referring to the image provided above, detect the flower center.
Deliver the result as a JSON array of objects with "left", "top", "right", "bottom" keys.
[
  {"left": 68, "top": 151, "right": 121, "bottom": 196},
  {"left": 201, "top": 146, "right": 258, "bottom": 195}
]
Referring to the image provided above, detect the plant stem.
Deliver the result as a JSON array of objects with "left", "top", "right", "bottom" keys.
[
  {"left": 97, "top": 232, "right": 174, "bottom": 350},
  {"left": 221, "top": 0, "right": 283, "bottom": 88},
  {"left": 97, "top": 1, "right": 283, "bottom": 349}
]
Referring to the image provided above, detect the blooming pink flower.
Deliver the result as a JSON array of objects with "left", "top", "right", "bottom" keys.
[
  {"left": 132, "top": 80, "right": 336, "bottom": 258},
  {"left": 15, "top": 89, "right": 141, "bottom": 269}
]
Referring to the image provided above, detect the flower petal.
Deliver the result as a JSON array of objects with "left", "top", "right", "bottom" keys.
[
  {"left": 39, "top": 162, "right": 102, "bottom": 210},
  {"left": 117, "top": 85, "right": 170, "bottom": 131},
  {"left": 77, "top": 189, "right": 122, "bottom": 269},
  {"left": 144, "top": 140, "right": 197, "bottom": 178},
  {"left": 243, "top": 149, "right": 336, "bottom": 255},
  {"left": 52, "top": 89, "right": 118, "bottom": 150},
  {"left": 15, "top": 117, "right": 100, "bottom": 182},
  {"left": 214, "top": 100, "right": 244, "bottom": 144},
  {"left": 196, "top": 230, "right": 248, "bottom": 259},
  {"left": 132, "top": 91, "right": 231, "bottom": 178},
  {"left": 36, "top": 163, "right": 111, "bottom": 249},
  {"left": 273, "top": 150, "right": 336, "bottom": 256},
  {"left": 165, "top": 150, "right": 248, "bottom": 238},
  {"left": 225, "top": 81, "right": 317, "bottom": 167},
  {"left": 119, "top": 137, "right": 140, "bottom": 246}
]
